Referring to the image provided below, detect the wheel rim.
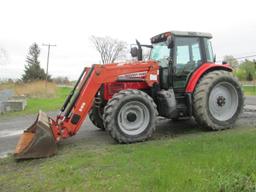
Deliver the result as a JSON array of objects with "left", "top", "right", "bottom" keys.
[
  {"left": 209, "top": 82, "right": 239, "bottom": 121},
  {"left": 117, "top": 101, "right": 150, "bottom": 136}
]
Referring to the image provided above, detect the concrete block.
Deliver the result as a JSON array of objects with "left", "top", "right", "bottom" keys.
[
  {"left": 0, "top": 89, "right": 15, "bottom": 113},
  {"left": 0, "top": 89, "right": 14, "bottom": 101},
  {"left": 0, "top": 89, "right": 27, "bottom": 113},
  {"left": 4, "top": 99, "right": 27, "bottom": 112}
]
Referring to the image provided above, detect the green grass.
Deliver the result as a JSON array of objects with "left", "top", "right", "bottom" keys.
[
  {"left": 243, "top": 85, "right": 256, "bottom": 96},
  {"left": 1, "top": 127, "right": 256, "bottom": 192},
  {"left": 0, "top": 87, "right": 71, "bottom": 119}
]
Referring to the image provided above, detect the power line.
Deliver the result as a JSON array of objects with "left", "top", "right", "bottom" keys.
[
  {"left": 217, "top": 54, "right": 256, "bottom": 63},
  {"left": 233, "top": 54, "right": 256, "bottom": 60}
]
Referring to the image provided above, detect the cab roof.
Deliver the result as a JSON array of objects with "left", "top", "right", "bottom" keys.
[{"left": 150, "top": 31, "right": 212, "bottom": 44}]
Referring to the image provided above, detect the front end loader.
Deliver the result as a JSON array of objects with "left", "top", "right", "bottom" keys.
[
  {"left": 15, "top": 31, "right": 244, "bottom": 160},
  {"left": 14, "top": 62, "right": 159, "bottom": 159}
]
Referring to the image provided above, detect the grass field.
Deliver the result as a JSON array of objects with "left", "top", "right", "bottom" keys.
[
  {"left": 0, "top": 86, "right": 71, "bottom": 119},
  {"left": 243, "top": 85, "right": 256, "bottom": 96},
  {"left": 1, "top": 127, "right": 256, "bottom": 192}
]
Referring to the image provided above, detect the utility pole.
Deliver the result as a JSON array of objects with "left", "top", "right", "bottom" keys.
[{"left": 42, "top": 43, "right": 56, "bottom": 89}]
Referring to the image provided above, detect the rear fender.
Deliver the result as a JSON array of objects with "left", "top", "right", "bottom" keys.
[{"left": 185, "top": 63, "right": 232, "bottom": 93}]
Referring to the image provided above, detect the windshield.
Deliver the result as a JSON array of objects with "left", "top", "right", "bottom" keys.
[{"left": 150, "top": 42, "right": 170, "bottom": 67}]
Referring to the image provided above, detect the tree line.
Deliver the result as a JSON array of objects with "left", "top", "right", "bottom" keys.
[{"left": 224, "top": 55, "right": 256, "bottom": 81}]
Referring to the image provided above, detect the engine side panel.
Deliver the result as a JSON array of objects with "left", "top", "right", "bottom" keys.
[{"left": 103, "top": 82, "right": 150, "bottom": 100}]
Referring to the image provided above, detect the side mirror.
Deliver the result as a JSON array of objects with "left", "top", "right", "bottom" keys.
[
  {"left": 130, "top": 47, "right": 138, "bottom": 57},
  {"left": 166, "top": 36, "right": 174, "bottom": 48}
]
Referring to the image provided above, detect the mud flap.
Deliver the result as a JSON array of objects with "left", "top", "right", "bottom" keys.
[{"left": 14, "top": 111, "right": 57, "bottom": 160}]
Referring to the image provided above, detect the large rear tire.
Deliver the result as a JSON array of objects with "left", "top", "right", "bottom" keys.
[
  {"left": 193, "top": 70, "right": 244, "bottom": 130},
  {"left": 103, "top": 89, "right": 158, "bottom": 143}
]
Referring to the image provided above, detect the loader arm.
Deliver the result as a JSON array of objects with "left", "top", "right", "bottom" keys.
[
  {"left": 51, "top": 61, "right": 159, "bottom": 140},
  {"left": 15, "top": 61, "right": 159, "bottom": 160}
]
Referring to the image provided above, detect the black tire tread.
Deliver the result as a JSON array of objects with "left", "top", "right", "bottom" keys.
[
  {"left": 103, "top": 89, "right": 158, "bottom": 143},
  {"left": 89, "top": 107, "right": 105, "bottom": 130},
  {"left": 193, "top": 70, "right": 244, "bottom": 130}
]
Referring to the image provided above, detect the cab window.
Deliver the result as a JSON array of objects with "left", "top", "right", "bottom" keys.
[{"left": 175, "top": 37, "right": 202, "bottom": 76}]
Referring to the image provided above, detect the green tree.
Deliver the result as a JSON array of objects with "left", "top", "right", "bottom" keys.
[
  {"left": 235, "top": 59, "right": 256, "bottom": 81},
  {"left": 22, "top": 43, "right": 50, "bottom": 82}
]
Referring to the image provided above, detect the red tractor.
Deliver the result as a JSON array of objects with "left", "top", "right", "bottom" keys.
[{"left": 15, "top": 31, "right": 244, "bottom": 159}]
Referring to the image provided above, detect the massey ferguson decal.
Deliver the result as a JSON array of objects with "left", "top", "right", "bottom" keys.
[{"left": 118, "top": 71, "right": 147, "bottom": 80}]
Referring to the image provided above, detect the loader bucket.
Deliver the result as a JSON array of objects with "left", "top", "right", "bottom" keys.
[{"left": 14, "top": 111, "right": 57, "bottom": 160}]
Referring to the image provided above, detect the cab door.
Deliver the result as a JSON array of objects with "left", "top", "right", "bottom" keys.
[{"left": 173, "top": 37, "right": 203, "bottom": 90}]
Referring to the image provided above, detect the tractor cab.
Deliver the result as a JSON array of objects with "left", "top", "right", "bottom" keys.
[
  {"left": 150, "top": 31, "right": 215, "bottom": 90},
  {"left": 130, "top": 31, "right": 222, "bottom": 119}
]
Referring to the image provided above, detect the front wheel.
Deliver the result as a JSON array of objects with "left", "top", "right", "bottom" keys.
[
  {"left": 193, "top": 70, "right": 244, "bottom": 130},
  {"left": 103, "top": 89, "right": 158, "bottom": 143}
]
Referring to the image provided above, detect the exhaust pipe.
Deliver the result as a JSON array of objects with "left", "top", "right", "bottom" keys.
[{"left": 14, "top": 111, "right": 57, "bottom": 160}]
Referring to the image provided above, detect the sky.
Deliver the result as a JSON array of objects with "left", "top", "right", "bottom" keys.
[{"left": 0, "top": 0, "right": 256, "bottom": 80}]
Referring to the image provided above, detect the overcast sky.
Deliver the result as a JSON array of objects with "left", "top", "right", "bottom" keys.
[{"left": 0, "top": 0, "right": 256, "bottom": 80}]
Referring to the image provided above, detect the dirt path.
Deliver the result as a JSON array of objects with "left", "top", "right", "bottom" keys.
[{"left": 0, "top": 99, "right": 255, "bottom": 158}]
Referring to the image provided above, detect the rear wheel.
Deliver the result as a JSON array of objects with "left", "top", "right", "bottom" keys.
[
  {"left": 103, "top": 89, "right": 158, "bottom": 143},
  {"left": 193, "top": 70, "right": 244, "bottom": 130}
]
